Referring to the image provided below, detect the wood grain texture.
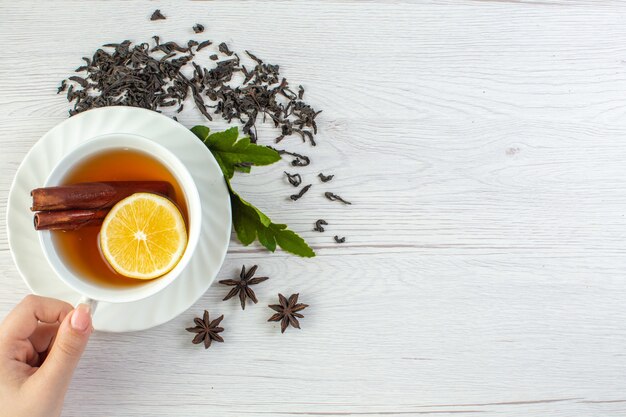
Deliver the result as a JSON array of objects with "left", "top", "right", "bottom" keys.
[{"left": 2, "top": 0, "right": 626, "bottom": 416}]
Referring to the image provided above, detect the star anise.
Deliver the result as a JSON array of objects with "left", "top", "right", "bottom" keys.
[
  {"left": 185, "top": 310, "right": 224, "bottom": 349},
  {"left": 219, "top": 265, "right": 269, "bottom": 310},
  {"left": 268, "top": 293, "right": 309, "bottom": 333}
]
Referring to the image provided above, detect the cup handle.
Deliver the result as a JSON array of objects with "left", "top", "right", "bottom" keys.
[{"left": 76, "top": 295, "right": 99, "bottom": 317}]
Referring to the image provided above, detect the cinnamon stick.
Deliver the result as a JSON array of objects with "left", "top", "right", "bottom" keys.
[
  {"left": 34, "top": 209, "right": 109, "bottom": 231},
  {"left": 31, "top": 181, "right": 174, "bottom": 211}
]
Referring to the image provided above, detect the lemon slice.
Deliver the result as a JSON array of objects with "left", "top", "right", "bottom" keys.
[{"left": 100, "top": 192, "right": 187, "bottom": 279}]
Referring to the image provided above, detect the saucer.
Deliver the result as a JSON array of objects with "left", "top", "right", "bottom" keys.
[{"left": 6, "top": 106, "right": 232, "bottom": 332}]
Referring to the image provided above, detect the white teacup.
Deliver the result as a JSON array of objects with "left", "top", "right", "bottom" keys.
[{"left": 39, "top": 133, "right": 202, "bottom": 309}]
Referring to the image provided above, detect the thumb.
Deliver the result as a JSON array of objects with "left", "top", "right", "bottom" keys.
[{"left": 38, "top": 304, "right": 92, "bottom": 389}]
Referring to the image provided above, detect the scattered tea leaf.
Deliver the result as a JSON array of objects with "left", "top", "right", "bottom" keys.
[
  {"left": 68, "top": 76, "right": 88, "bottom": 88},
  {"left": 272, "top": 148, "right": 311, "bottom": 166},
  {"left": 318, "top": 173, "right": 334, "bottom": 182},
  {"left": 197, "top": 40, "right": 212, "bottom": 51},
  {"left": 193, "top": 23, "right": 204, "bottom": 33},
  {"left": 150, "top": 9, "right": 166, "bottom": 20},
  {"left": 218, "top": 42, "right": 233, "bottom": 56},
  {"left": 313, "top": 219, "right": 327, "bottom": 232},
  {"left": 334, "top": 235, "right": 346, "bottom": 243},
  {"left": 56, "top": 80, "right": 67, "bottom": 94},
  {"left": 325, "top": 192, "right": 352, "bottom": 205},
  {"left": 284, "top": 171, "right": 302, "bottom": 187},
  {"left": 60, "top": 38, "right": 321, "bottom": 145},
  {"left": 245, "top": 50, "right": 262, "bottom": 64},
  {"left": 290, "top": 184, "right": 312, "bottom": 201}
]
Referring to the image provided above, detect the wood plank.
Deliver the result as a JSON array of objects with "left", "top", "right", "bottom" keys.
[{"left": 2, "top": 1, "right": 626, "bottom": 416}]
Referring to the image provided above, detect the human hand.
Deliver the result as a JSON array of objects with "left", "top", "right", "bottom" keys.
[{"left": 0, "top": 295, "right": 93, "bottom": 417}]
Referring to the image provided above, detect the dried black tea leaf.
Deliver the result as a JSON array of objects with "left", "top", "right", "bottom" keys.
[
  {"left": 313, "top": 219, "right": 327, "bottom": 232},
  {"left": 291, "top": 154, "right": 311, "bottom": 166},
  {"left": 66, "top": 84, "right": 73, "bottom": 101},
  {"left": 150, "top": 9, "right": 166, "bottom": 20},
  {"left": 334, "top": 235, "right": 346, "bottom": 243},
  {"left": 272, "top": 149, "right": 311, "bottom": 166},
  {"left": 291, "top": 155, "right": 311, "bottom": 167},
  {"left": 68, "top": 76, "right": 88, "bottom": 88},
  {"left": 56, "top": 80, "right": 67, "bottom": 94},
  {"left": 325, "top": 192, "right": 351, "bottom": 205},
  {"left": 193, "top": 23, "right": 205, "bottom": 33},
  {"left": 59, "top": 38, "right": 321, "bottom": 146},
  {"left": 197, "top": 40, "right": 212, "bottom": 51},
  {"left": 245, "top": 50, "right": 262, "bottom": 64},
  {"left": 290, "top": 184, "right": 312, "bottom": 201},
  {"left": 160, "top": 41, "right": 189, "bottom": 53},
  {"left": 284, "top": 171, "right": 302, "bottom": 187},
  {"left": 218, "top": 42, "right": 233, "bottom": 56},
  {"left": 318, "top": 173, "right": 334, "bottom": 182},
  {"left": 193, "top": 92, "right": 213, "bottom": 120}
]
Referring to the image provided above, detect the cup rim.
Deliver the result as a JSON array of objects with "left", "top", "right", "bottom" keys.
[{"left": 38, "top": 133, "right": 202, "bottom": 304}]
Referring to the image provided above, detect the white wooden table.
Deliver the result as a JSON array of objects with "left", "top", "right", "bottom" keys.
[{"left": 2, "top": 1, "right": 626, "bottom": 415}]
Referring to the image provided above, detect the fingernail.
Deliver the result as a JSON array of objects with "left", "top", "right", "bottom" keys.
[{"left": 71, "top": 304, "right": 91, "bottom": 333}]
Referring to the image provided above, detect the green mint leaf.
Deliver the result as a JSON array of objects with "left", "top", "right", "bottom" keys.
[
  {"left": 270, "top": 224, "right": 315, "bottom": 258},
  {"left": 204, "top": 127, "right": 238, "bottom": 178},
  {"left": 193, "top": 125, "right": 280, "bottom": 179},
  {"left": 192, "top": 124, "right": 233, "bottom": 177},
  {"left": 190, "top": 125, "right": 210, "bottom": 141},
  {"left": 227, "top": 180, "right": 315, "bottom": 257},
  {"left": 234, "top": 164, "right": 251, "bottom": 174},
  {"left": 228, "top": 187, "right": 271, "bottom": 227},
  {"left": 205, "top": 126, "right": 239, "bottom": 146},
  {"left": 256, "top": 226, "right": 277, "bottom": 252},
  {"left": 231, "top": 193, "right": 259, "bottom": 245},
  {"left": 228, "top": 181, "right": 271, "bottom": 245},
  {"left": 192, "top": 125, "right": 314, "bottom": 257}
]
